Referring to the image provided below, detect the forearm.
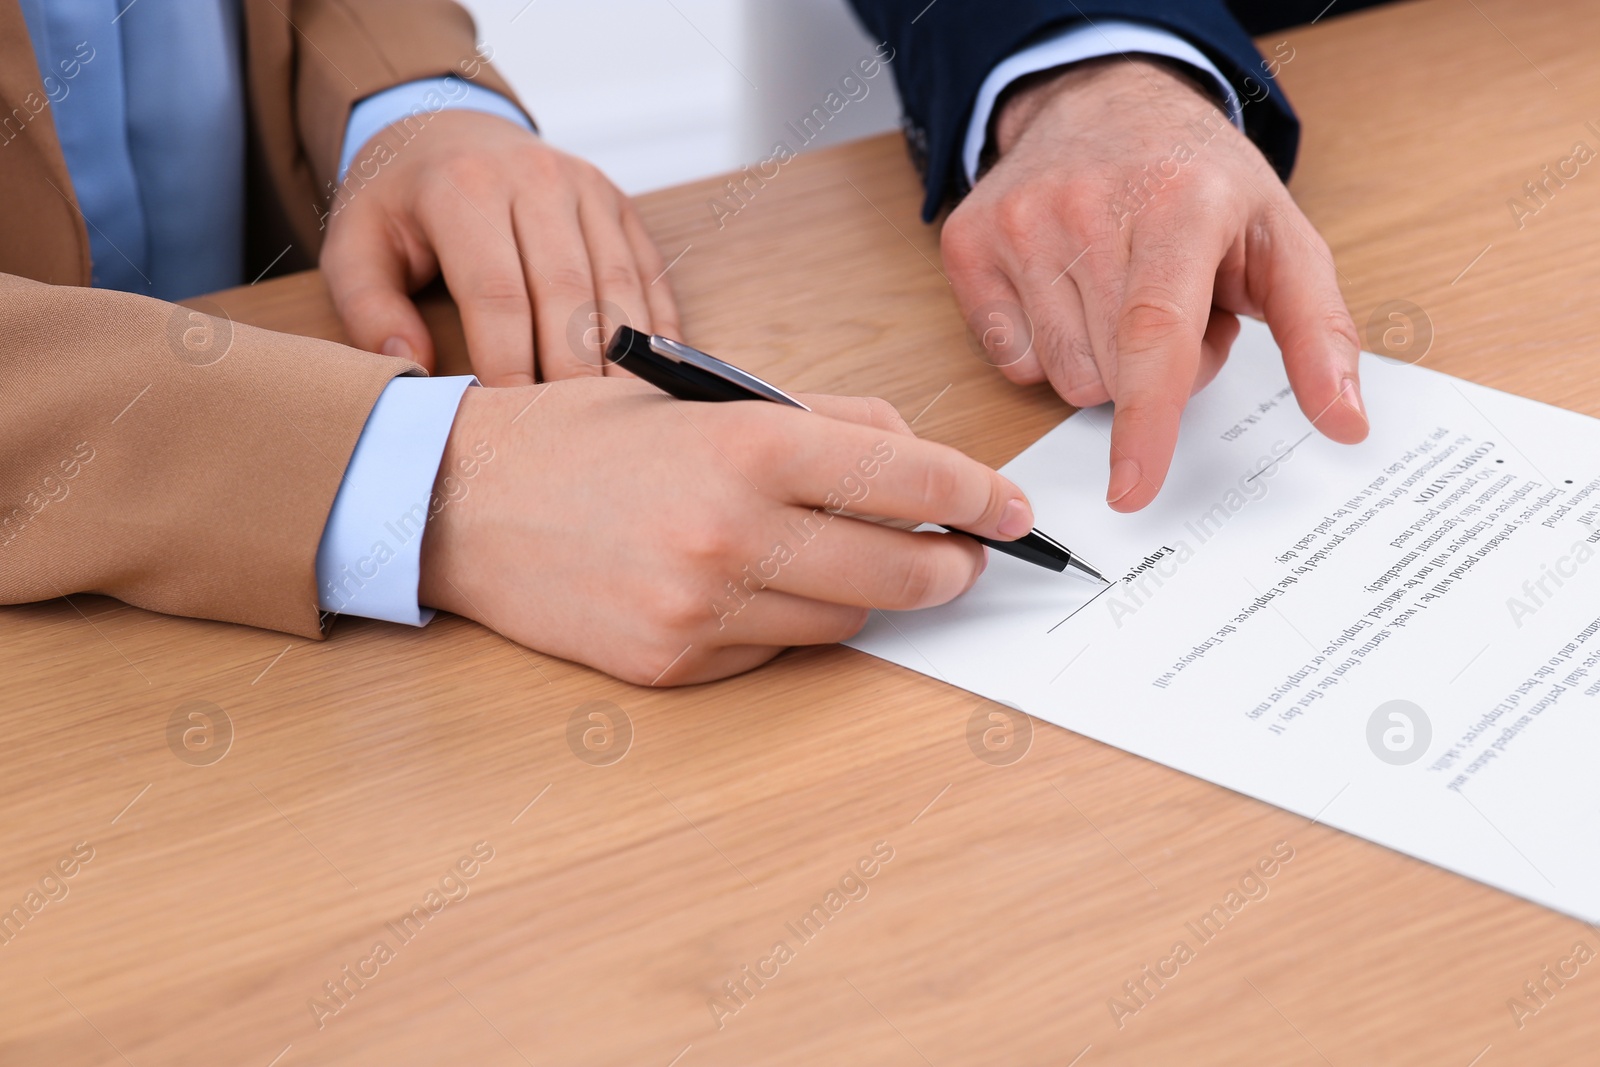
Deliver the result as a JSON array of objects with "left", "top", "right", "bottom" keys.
[{"left": 0, "top": 274, "right": 414, "bottom": 637}]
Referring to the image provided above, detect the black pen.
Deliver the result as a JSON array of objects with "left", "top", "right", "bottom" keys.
[{"left": 605, "top": 326, "right": 1107, "bottom": 583}]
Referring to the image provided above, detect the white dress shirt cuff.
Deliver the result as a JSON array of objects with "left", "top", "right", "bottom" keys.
[
  {"left": 339, "top": 76, "right": 535, "bottom": 183},
  {"left": 315, "top": 375, "right": 477, "bottom": 626},
  {"left": 962, "top": 20, "right": 1244, "bottom": 184}
]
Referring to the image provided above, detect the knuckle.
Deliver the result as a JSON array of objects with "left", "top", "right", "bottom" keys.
[
  {"left": 317, "top": 225, "right": 350, "bottom": 262},
  {"left": 511, "top": 142, "right": 564, "bottom": 180},
  {"left": 1119, "top": 393, "right": 1182, "bottom": 432},
  {"left": 834, "top": 606, "right": 873, "bottom": 641},
  {"left": 1270, "top": 212, "right": 1334, "bottom": 264},
  {"left": 643, "top": 577, "right": 715, "bottom": 636},
  {"left": 724, "top": 412, "right": 790, "bottom": 475},
  {"left": 612, "top": 660, "right": 658, "bottom": 686},
  {"left": 996, "top": 354, "right": 1046, "bottom": 385},
  {"left": 675, "top": 514, "right": 740, "bottom": 567},
  {"left": 939, "top": 213, "right": 985, "bottom": 272},
  {"left": 584, "top": 162, "right": 622, "bottom": 193},
  {"left": 916, "top": 456, "right": 963, "bottom": 513},
  {"left": 1056, "top": 182, "right": 1112, "bottom": 232},
  {"left": 636, "top": 246, "right": 668, "bottom": 279},
  {"left": 1303, "top": 227, "right": 1335, "bottom": 261},
  {"left": 465, "top": 275, "right": 530, "bottom": 310},
  {"left": 1047, "top": 339, "right": 1111, "bottom": 406},
  {"left": 621, "top": 641, "right": 701, "bottom": 687},
  {"left": 861, "top": 396, "right": 910, "bottom": 434},
  {"left": 1083, "top": 266, "right": 1126, "bottom": 314},
  {"left": 1062, "top": 377, "right": 1113, "bottom": 406},
  {"left": 1034, "top": 317, "right": 1092, "bottom": 370},
  {"left": 1119, "top": 291, "right": 1192, "bottom": 341},
  {"left": 596, "top": 262, "right": 642, "bottom": 293},
  {"left": 543, "top": 265, "right": 595, "bottom": 297},
  {"left": 337, "top": 284, "right": 396, "bottom": 325},
  {"left": 995, "top": 194, "right": 1042, "bottom": 241},
  {"left": 435, "top": 155, "right": 495, "bottom": 196},
  {"left": 980, "top": 475, "right": 1009, "bottom": 530},
  {"left": 1323, "top": 306, "right": 1361, "bottom": 350},
  {"left": 1183, "top": 165, "right": 1235, "bottom": 212},
  {"left": 888, "top": 550, "right": 943, "bottom": 610},
  {"left": 1059, "top": 380, "right": 1112, "bottom": 408}
]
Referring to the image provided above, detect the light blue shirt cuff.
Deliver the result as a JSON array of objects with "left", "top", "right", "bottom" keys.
[
  {"left": 339, "top": 76, "right": 535, "bottom": 183},
  {"left": 962, "top": 21, "right": 1244, "bottom": 184},
  {"left": 316, "top": 375, "right": 477, "bottom": 626}
]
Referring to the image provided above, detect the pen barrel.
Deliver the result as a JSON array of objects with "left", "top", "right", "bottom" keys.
[
  {"left": 606, "top": 326, "right": 759, "bottom": 404},
  {"left": 953, "top": 528, "right": 1070, "bottom": 572}
]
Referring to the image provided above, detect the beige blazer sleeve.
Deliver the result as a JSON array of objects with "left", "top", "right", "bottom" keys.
[
  {"left": 0, "top": 275, "right": 419, "bottom": 638},
  {"left": 0, "top": 0, "right": 522, "bottom": 639}
]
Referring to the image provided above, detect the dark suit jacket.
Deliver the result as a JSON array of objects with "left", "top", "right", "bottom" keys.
[{"left": 847, "top": 0, "right": 1392, "bottom": 219}]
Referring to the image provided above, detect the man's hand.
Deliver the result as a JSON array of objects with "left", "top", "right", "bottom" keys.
[
  {"left": 941, "top": 58, "right": 1368, "bottom": 512},
  {"left": 418, "top": 380, "right": 1037, "bottom": 685},
  {"left": 321, "top": 110, "right": 680, "bottom": 386}
]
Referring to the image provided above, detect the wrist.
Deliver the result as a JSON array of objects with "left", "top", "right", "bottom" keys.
[
  {"left": 992, "top": 57, "right": 1116, "bottom": 157},
  {"left": 990, "top": 56, "right": 1225, "bottom": 161},
  {"left": 418, "top": 385, "right": 506, "bottom": 618}
]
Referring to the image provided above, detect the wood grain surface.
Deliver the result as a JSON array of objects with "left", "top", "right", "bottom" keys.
[{"left": 5, "top": 1, "right": 1600, "bottom": 1063}]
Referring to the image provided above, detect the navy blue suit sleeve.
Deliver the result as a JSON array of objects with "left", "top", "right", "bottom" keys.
[{"left": 846, "top": 0, "right": 1300, "bottom": 221}]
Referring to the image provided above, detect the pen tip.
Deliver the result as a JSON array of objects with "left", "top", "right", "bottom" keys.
[{"left": 1068, "top": 556, "right": 1108, "bottom": 584}]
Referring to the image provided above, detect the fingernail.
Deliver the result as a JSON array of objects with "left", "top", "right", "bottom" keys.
[
  {"left": 1340, "top": 375, "right": 1366, "bottom": 420},
  {"left": 1107, "top": 458, "right": 1142, "bottom": 505},
  {"left": 381, "top": 336, "right": 416, "bottom": 362},
  {"left": 997, "top": 498, "right": 1034, "bottom": 539}
]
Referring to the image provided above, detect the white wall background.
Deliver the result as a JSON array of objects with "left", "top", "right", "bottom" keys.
[{"left": 456, "top": 0, "right": 904, "bottom": 194}]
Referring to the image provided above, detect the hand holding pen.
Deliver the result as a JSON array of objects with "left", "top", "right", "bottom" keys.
[
  {"left": 606, "top": 327, "right": 1106, "bottom": 582},
  {"left": 419, "top": 372, "right": 1063, "bottom": 685}
]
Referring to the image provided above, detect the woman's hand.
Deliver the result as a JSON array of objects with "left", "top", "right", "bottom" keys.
[
  {"left": 322, "top": 111, "right": 680, "bottom": 385},
  {"left": 419, "top": 379, "right": 1037, "bottom": 685}
]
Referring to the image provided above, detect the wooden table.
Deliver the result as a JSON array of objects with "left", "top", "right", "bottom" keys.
[{"left": 6, "top": 1, "right": 1600, "bottom": 1063}]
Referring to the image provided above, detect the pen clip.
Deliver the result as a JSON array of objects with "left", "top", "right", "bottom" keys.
[{"left": 647, "top": 336, "right": 811, "bottom": 410}]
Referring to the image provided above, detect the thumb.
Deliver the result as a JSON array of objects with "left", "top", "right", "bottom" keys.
[{"left": 321, "top": 209, "right": 436, "bottom": 372}]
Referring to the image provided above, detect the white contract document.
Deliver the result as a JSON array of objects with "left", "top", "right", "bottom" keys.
[{"left": 849, "top": 318, "right": 1600, "bottom": 922}]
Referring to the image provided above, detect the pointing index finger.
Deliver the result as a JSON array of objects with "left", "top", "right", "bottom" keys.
[{"left": 1104, "top": 226, "right": 1222, "bottom": 512}]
